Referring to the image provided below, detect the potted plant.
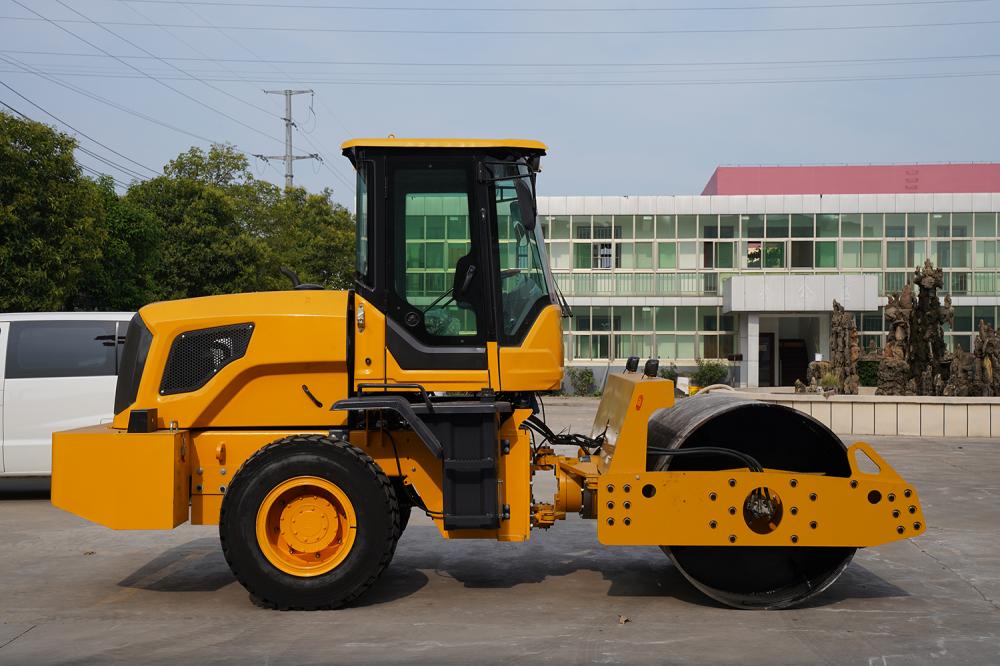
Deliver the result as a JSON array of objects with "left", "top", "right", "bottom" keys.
[{"left": 688, "top": 358, "right": 730, "bottom": 395}]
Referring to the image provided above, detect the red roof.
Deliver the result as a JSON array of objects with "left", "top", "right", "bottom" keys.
[{"left": 702, "top": 164, "right": 1000, "bottom": 195}]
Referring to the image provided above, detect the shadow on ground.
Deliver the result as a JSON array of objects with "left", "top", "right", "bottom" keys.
[{"left": 115, "top": 525, "right": 906, "bottom": 610}]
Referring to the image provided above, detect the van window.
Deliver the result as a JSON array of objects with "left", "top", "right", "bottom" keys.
[{"left": 5, "top": 321, "right": 117, "bottom": 379}]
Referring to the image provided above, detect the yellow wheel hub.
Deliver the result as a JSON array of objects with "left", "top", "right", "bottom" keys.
[{"left": 255, "top": 476, "right": 357, "bottom": 577}]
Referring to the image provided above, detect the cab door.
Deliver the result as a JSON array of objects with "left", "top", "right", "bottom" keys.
[{"left": 382, "top": 156, "right": 491, "bottom": 391}]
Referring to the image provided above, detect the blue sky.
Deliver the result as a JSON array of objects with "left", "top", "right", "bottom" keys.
[{"left": 2, "top": 0, "right": 998, "bottom": 208}]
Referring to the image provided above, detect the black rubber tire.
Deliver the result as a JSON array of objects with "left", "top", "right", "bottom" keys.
[{"left": 219, "top": 435, "right": 400, "bottom": 610}]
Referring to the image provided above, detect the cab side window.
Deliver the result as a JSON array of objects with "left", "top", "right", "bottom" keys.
[
  {"left": 390, "top": 164, "right": 481, "bottom": 341},
  {"left": 5, "top": 321, "right": 117, "bottom": 379}
]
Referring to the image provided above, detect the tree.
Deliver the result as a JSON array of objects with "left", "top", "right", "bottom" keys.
[
  {"left": 70, "top": 176, "right": 163, "bottom": 311},
  {"left": 266, "top": 188, "right": 355, "bottom": 291},
  {"left": 125, "top": 159, "right": 269, "bottom": 300},
  {"left": 0, "top": 111, "right": 106, "bottom": 312}
]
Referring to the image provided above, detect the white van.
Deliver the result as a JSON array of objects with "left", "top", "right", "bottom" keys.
[{"left": 0, "top": 312, "right": 134, "bottom": 476}]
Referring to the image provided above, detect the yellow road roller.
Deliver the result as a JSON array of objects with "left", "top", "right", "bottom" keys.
[{"left": 51, "top": 138, "right": 925, "bottom": 610}]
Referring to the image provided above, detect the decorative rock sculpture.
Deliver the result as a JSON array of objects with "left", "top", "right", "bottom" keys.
[{"left": 800, "top": 300, "right": 860, "bottom": 395}]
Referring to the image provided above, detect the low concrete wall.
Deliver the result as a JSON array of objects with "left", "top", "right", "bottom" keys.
[{"left": 730, "top": 391, "right": 1000, "bottom": 437}]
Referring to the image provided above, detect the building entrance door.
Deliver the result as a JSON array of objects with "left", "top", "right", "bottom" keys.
[{"left": 759, "top": 333, "right": 775, "bottom": 387}]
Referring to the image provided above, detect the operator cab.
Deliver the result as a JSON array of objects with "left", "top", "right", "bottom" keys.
[{"left": 342, "top": 138, "right": 565, "bottom": 392}]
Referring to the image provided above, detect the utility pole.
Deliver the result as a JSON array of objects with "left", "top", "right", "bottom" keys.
[{"left": 254, "top": 89, "right": 318, "bottom": 189}]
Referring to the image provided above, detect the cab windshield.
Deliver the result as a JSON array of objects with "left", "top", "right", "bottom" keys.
[{"left": 492, "top": 163, "right": 557, "bottom": 341}]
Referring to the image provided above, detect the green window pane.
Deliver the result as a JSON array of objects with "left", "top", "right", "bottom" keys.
[
  {"left": 574, "top": 335, "right": 591, "bottom": 359},
  {"left": 635, "top": 306, "right": 654, "bottom": 330},
  {"left": 592, "top": 306, "right": 611, "bottom": 331},
  {"left": 764, "top": 241, "right": 785, "bottom": 268},
  {"left": 885, "top": 213, "right": 906, "bottom": 238},
  {"left": 766, "top": 215, "right": 789, "bottom": 238},
  {"left": 656, "top": 334, "right": 675, "bottom": 359},
  {"left": 720, "top": 314, "right": 736, "bottom": 332},
  {"left": 974, "top": 213, "right": 996, "bottom": 238},
  {"left": 974, "top": 306, "right": 996, "bottom": 329},
  {"left": 862, "top": 241, "right": 881, "bottom": 268},
  {"left": 954, "top": 306, "right": 973, "bottom": 331},
  {"left": 841, "top": 214, "right": 861, "bottom": 237},
  {"left": 613, "top": 215, "right": 633, "bottom": 239},
  {"left": 701, "top": 335, "right": 719, "bottom": 359},
  {"left": 931, "top": 240, "right": 951, "bottom": 268},
  {"left": 676, "top": 335, "right": 696, "bottom": 359},
  {"left": 676, "top": 306, "right": 697, "bottom": 331},
  {"left": 816, "top": 214, "right": 839, "bottom": 238},
  {"left": 655, "top": 306, "right": 675, "bottom": 332},
  {"left": 549, "top": 242, "right": 570, "bottom": 269},
  {"left": 702, "top": 242, "right": 715, "bottom": 269},
  {"left": 573, "top": 243, "right": 590, "bottom": 268},
  {"left": 719, "top": 215, "right": 738, "bottom": 239},
  {"left": 699, "top": 215, "right": 718, "bottom": 239},
  {"left": 618, "top": 243, "right": 634, "bottom": 269},
  {"left": 791, "top": 240, "right": 812, "bottom": 268},
  {"left": 426, "top": 215, "right": 445, "bottom": 239},
  {"left": 931, "top": 213, "right": 950, "bottom": 237},
  {"left": 593, "top": 215, "right": 612, "bottom": 239},
  {"left": 907, "top": 240, "right": 927, "bottom": 266},
  {"left": 405, "top": 216, "right": 424, "bottom": 239},
  {"left": 746, "top": 241, "right": 762, "bottom": 269},
  {"left": 425, "top": 242, "right": 444, "bottom": 268},
  {"left": 791, "top": 214, "right": 813, "bottom": 238},
  {"left": 447, "top": 215, "right": 467, "bottom": 240},
  {"left": 678, "top": 215, "right": 698, "bottom": 239},
  {"left": 635, "top": 242, "right": 653, "bottom": 269},
  {"left": 815, "top": 241, "right": 837, "bottom": 268},
  {"left": 951, "top": 239, "right": 970, "bottom": 268},
  {"left": 656, "top": 215, "right": 675, "bottom": 239},
  {"left": 699, "top": 306, "right": 718, "bottom": 331},
  {"left": 862, "top": 214, "right": 883, "bottom": 238},
  {"left": 719, "top": 334, "right": 735, "bottom": 358},
  {"left": 907, "top": 213, "right": 928, "bottom": 237},
  {"left": 635, "top": 214, "right": 655, "bottom": 239},
  {"left": 886, "top": 241, "right": 906, "bottom": 268},
  {"left": 658, "top": 242, "right": 677, "bottom": 269},
  {"left": 975, "top": 240, "right": 997, "bottom": 268},
  {"left": 573, "top": 307, "right": 591, "bottom": 331},
  {"left": 952, "top": 213, "right": 971, "bottom": 238},
  {"left": 612, "top": 306, "right": 632, "bottom": 331},
  {"left": 678, "top": 241, "right": 698, "bottom": 269},
  {"left": 741, "top": 214, "right": 764, "bottom": 237},
  {"left": 547, "top": 216, "right": 570, "bottom": 239},
  {"left": 717, "top": 242, "right": 735, "bottom": 269},
  {"left": 406, "top": 242, "right": 425, "bottom": 266},
  {"left": 572, "top": 216, "right": 591, "bottom": 239},
  {"left": 951, "top": 272, "right": 970, "bottom": 295},
  {"left": 885, "top": 272, "right": 907, "bottom": 292},
  {"left": 842, "top": 241, "right": 861, "bottom": 268}
]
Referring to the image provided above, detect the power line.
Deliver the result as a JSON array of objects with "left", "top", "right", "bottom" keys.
[
  {"left": 4, "top": 14, "right": 1000, "bottom": 36},
  {"left": 0, "top": 53, "right": 222, "bottom": 145},
  {"left": 177, "top": 2, "right": 355, "bottom": 193},
  {"left": 6, "top": 48, "right": 1000, "bottom": 70},
  {"left": 6, "top": 65, "right": 999, "bottom": 86},
  {"left": 118, "top": 0, "right": 279, "bottom": 117},
  {"left": 0, "top": 80, "right": 159, "bottom": 177},
  {"left": 120, "top": 0, "right": 996, "bottom": 12},
  {"left": 10, "top": 1, "right": 283, "bottom": 148}
]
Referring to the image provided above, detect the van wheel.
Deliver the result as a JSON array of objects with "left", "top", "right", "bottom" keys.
[{"left": 220, "top": 435, "right": 400, "bottom": 610}]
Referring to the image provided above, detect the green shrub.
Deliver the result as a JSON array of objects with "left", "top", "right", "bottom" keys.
[
  {"left": 820, "top": 372, "right": 839, "bottom": 389},
  {"left": 857, "top": 360, "right": 879, "bottom": 387},
  {"left": 658, "top": 363, "right": 679, "bottom": 382},
  {"left": 691, "top": 358, "right": 730, "bottom": 387},
  {"left": 566, "top": 367, "right": 596, "bottom": 396}
]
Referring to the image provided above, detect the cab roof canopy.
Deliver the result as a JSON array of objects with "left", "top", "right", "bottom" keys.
[{"left": 341, "top": 137, "right": 546, "bottom": 151}]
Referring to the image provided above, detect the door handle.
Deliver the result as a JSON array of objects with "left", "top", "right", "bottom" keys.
[{"left": 461, "top": 264, "right": 477, "bottom": 293}]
